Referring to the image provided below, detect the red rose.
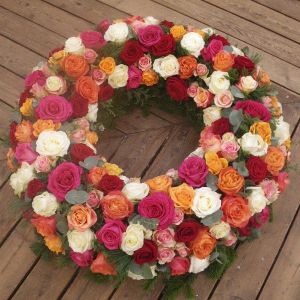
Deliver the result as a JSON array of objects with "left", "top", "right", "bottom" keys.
[
  {"left": 175, "top": 219, "right": 201, "bottom": 243},
  {"left": 133, "top": 240, "right": 158, "bottom": 265},
  {"left": 9, "top": 121, "right": 18, "bottom": 148},
  {"left": 211, "top": 117, "right": 231, "bottom": 136},
  {"left": 234, "top": 56, "right": 255, "bottom": 73},
  {"left": 27, "top": 179, "right": 46, "bottom": 199},
  {"left": 160, "top": 20, "right": 174, "bottom": 28},
  {"left": 235, "top": 100, "right": 271, "bottom": 121},
  {"left": 70, "top": 143, "right": 95, "bottom": 165},
  {"left": 166, "top": 77, "right": 188, "bottom": 102},
  {"left": 168, "top": 256, "right": 190, "bottom": 276},
  {"left": 120, "top": 40, "right": 144, "bottom": 65},
  {"left": 246, "top": 156, "right": 268, "bottom": 183},
  {"left": 70, "top": 93, "right": 89, "bottom": 118},
  {"left": 99, "top": 83, "right": 114, "bottom": 102},
  {"left": 19, "top": 89, "right": 32, "bottom": 107},
  {"left": 150, "top": 34, "right": 176, "bottom": 57},
  {"left": 98, "top": 174, "right": 124, "bottom": 194}
]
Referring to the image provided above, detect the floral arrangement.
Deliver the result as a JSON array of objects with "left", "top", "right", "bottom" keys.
[{"left": 5, "top": 15, "right": 291, "bottom": 299}]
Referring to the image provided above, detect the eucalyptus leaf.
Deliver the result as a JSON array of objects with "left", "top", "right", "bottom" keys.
[
  {"left": 65, "top": 190, "right": 89, "bottom": 204},
  {"left": 232, "top": 161, "right": 249, "bottom": 177},
  {"left": 79, "top": 156, "right": 99, "bottom": 170},
  {"left": 271, "top": 137, "right": 279, "bottom": 146},
  {"left": 230, "top": 86, "right": 245, "bottom": 98},
  {"left": 223, "top": 45, "right": 233, "bottom": 53},
  {"left": 129, "top": 214, "right": 159, "bottom": 230},
  {"left": 128, "top": 262, "right": 154, "bottom": 279},
  {"left": 229, "top": 109, "right": 243, "bottom": 132},
  {"left": 10, "top": 111, "right": 22, "bottom": 123},
  {"left": 221, "top": 108, "right": 232, "bottom": 118},
  {"left": 56, "top": 214, "right": 69, "bottom": 235},
  {"left": 206, "top": 173, "right": 218, "bottom": 191},
  {"left": 201, "top": 210, "right": 223, "bottom": 226}
]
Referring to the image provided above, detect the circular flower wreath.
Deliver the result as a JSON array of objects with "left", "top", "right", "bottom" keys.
[{"left": 7, "top": 15, "right": 291, "bottom": 297}]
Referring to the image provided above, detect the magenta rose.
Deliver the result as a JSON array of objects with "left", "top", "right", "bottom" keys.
[
  {"left": 15, "top": 143, "right": 38, "bottom": 164},
  {"left": 96, "top": 219, "right": 126, "bottom": 250},
  {"left": 249, "top": 207, "right": 270, "bottom": 229},
  {"left": 178, "top": 156, "right": 208, "bottom": 187},
  {"left": 138, "top": 25, "right": 164, "bottom": 47},
  {"left": 168, "top": 256, "right": 190, "bottom": 276},
  {"left": 201, "top": 39, "right": 223, "bottom": 61},
  {"left": 80, "top": 31, "right": 106, "bottom": 50},
  {"left": 25, "top": 70, "right": 46, "bottom": 88},
  {"left": 138, "top": 192, "right": 175, "bottom": 229},
  {"left": 97, "top": 19, "right": 111, "bottom": 34},
  {"left": 235, "top": 100, "right": 271, "bottom": 121},
  {"left": 35, "top": 95, "right": 73, "bottom": 123},
  {"left": 70, "top": 249, "right": 94, "bottom": 267},
  {"left": 127, "top": 65, "right": 142, "bottom": 90},
  {"left": 47, "top": 162, "right": 83, "bottom": 201}
]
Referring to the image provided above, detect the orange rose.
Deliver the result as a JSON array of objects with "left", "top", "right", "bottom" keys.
[
  {"left": 169, "top": 183, "right": 195, "bottom": 214},
  {"left": 264, "top": 146, "right": 285, "bottom": 176},
  {"left": 250, "top": 121, "right": 271, "bottom": 144},
  {"left": 91, "top": 252, "right": 117, "bottom": 275},
  {"left": 218, "top": 167, "right": 244, "bottom": 195},
  {"left": 31, "top": 214, "right": 56, "bottom": 237},
  {"left": 221, "top": 195, "right": 251, "bottom": 228},
  {"left": 62, "top": 54, "right": 89, "bottom": 78},
  {"left": 67, "top": 204, "right": 97, "bottom": 231},
  {"left": 178, "top": 56, "right": 197, "bottom": 79},
  {"left": 33, "top": 119, "right": 61, "bottom": 137},
  {"left": 100, "top": 191, "right": 134, "bottom": 219},
  {"left": 20, "top": 98, "right": 33, "bottom": 117},
  {"left": 76, "top": 76, "right": 99, "bottom": 104},
  {"left": 170, "top": 25, "right": 186, "bottom": 41},
  {"left": 205, "top": 151, "right": 228, "bottom": 175},
  {"left": 44, "top": 235, "right": 64, "bottom": 254},
  {"left": 15, "top": 120, "right": 34, "bottom": 143},
  {"left": 86, "top": 131, "right": 98, "bottom": 144},
  {"left": 190, "top": 228, "right": 216, "bottom": 259},
  {"left": 99, "top": 57, "right": 116, "bottom": 75},
  {"left": 213, "top": 51, "right": 234, "bottom": 72},
  {"left": 146, "top": 175, "right": 172, "bottom": 193},
  {"left": 142, "top": 69, "right": 159, "bottom": 86},
  {"left": 87, "top": 166, "right": 107, "bottom": 187}
]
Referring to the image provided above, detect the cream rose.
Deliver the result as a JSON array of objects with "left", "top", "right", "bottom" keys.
[
  {"left": 104, "top": 22, "right": 129, "bottom": 42},
  {"left": 36, "top": 130, "right": 70, "bottom": 157},
  {"left": 209, "top": 221, "right": 231, "bottom": 239},
  {"left": 45, "top": 76, "right": 67, "bottom": 95},
  {"left": 67, "top": 229, "right": 95, "bottom": 253},
  {"left": 206, "top": 71, "right": 230, "bottom": 94},
  {"left": 108, "top": 64, "right": 129, "bottom": 88},
  {"left": 274, "top": 117, "right": 290, "bottom": 145},
  {"left": 121, "top": 224, "right": 145, "bottom": 255},
  {"left": 180, "top": 32, "right": 205, "bottom": 57},
  {"left": 153, "top": 55, "right": 179, "bottom": 79},
  {"left": 144, "top": 16, "right": 160, "bottom": 25},
  {"left": 247, "top": 187, "right": 268, "bottom": 214},
  {"left": 239, "top": 132, "right": 268, "bottom": 156},
  {"left": 32, "top": 191, "right": 59, "bottom": 217},
  {"left": 192, "top": 187, "right": 222, "bottom": 218},
  {"left": 9, "top": 162, "right": 36, "bottom": 196},
  {"left": 203, "top": 106, "right": 222, "bottom": 126},
  {"left": 189, "top": 255, "right": 210, "bottom": 273},
  {"left": 239, "top": 76, "right": 258, "bottom": 93},
  {"left": 214, "top": 90, "right": 234, "bottom": 108},
  {"left": 122, "top": 182, "right": 150, "bottom": 202},
  {"left": 64, "top": 37, "right": 85, "bottom": 55},
  {"left": 86, "top": 103, "right": 98, "bottom": 122}
]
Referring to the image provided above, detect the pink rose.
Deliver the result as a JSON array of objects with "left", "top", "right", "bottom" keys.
[
  {"left": 35, "top": 95, "right": 73, "bottom": 123},
  {"left": 199, "top": 127, "right": 222, "bottom": 152},
  {"left": 221, "top": 140, "right": 240, "bottom": 161},
  {"left": 71, "top": 129, "right": 86, "bottom": 143},
  {"left": 138, "top": 25, "right": 163, "bottom": 47},
  {"left": 201, "top": 39, "right": 223, "bottom": 61},
  {"left": 259, "top": 179, "right": 279, "bottom": 202},
  {"left": 15, "top": 143, "right": 38, "bottom": 164},
  {"left": 168, "top": 256, "right": 190, "bottom": 276},
  {"left": 97, "top": 19, "right": 111, "bottom": 34},
  {"left": 34, "top": 156, "right": 51, "bottom": 173},
  {"left": 262, "top": 96, "right": 272, "bottom": 108},
  {"left": 96, "top": 219, "right": 126, "bottom": 250},
  {"left": 131, "top": 20, "right": 147, "bottom": 34},
  {"left": 223, "top": 231, "right": 237, "bottom": 246},
  {"left": 91, "top": 69, "right": 107, "bottom": 85},
  {"left": 158, "top": 247, "right": 175, "bottom": 264},
  {"left": 47, "top": 162, "right": 83, "bottom": 201},
  {"left": 187, "top": 83, "right": 198, "bottom": 98},
  {"left": 277, "top": 171, "right": 289, "bottom": 192},
  {"left": 87, "top": 190, "right": 104, "bottom": 208},
  {"left": 25, "top": 70, "right": 46, "bottom": 88},
  {"left": 175, "top": 243, "right": 190, "bottom": 257},
  {"left": 30, "top": 83, "right": 47, "bottom": 98},
  {"left": 70, "top": 249, "right": 94, "bottom": 267},
  {"left": 80, "top": 31, "right": 106, "bottom": 50},
  {"left": 194, "top": 63, "right": 208, "bottom": 77},
  {"left": 84, "top": 48, "right": 98, "bottom": 64},
  {"left": 138, "top": 55, "right": 152, "bottom": 71},
  {"left": 154, "top": 228, "right": 176, "bottom": 247},
  {"left": 127, "top": 65, "right": 142, "bottom": 90},
  {"left": 172, "top": 208, "right": 184, "bottom": 225},
  {"left": 214, "top": 90, "right": 234, "bottom": 108},
  {"left": 165, "top": 168, "right": 179, "bottom": 181}
]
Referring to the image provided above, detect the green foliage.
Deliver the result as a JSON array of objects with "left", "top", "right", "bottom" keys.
[
  {"left": 85, "top": 269, "right": 114, "bottom": 284},
  {"left": 143, "top": 276, "right": 159, "bottom": 291},
  {"left": 128, "top": 214, "right": 159, "bottom": 230},
  {"left": 98, "top": 42, "right": 125, "bottom": 62},
  {"left": 226, "top": 68, "right": 240, "bottom": 84}
]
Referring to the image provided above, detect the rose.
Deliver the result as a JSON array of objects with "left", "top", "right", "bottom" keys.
[
  {"left": 32, "top": 191, "right": 59, "bottom": 217},
  {"left": 264, "top": 147, "right": 285, "bottom": 176},
  {"left": 178, "top": 56, "right": 197, "bottom": 79},
  {"left": 133, "top": 240, "right": 158, "bottom": 265},
  {"left": 250, "top": 121, "right": 272, "bottom": 144},
  {"left": 70, "top": 93, "right": 89, "bottom": 118},
  {"left": 35, "top": 95, "right": 73, "bottom": 123},
  {"left": 277, "top": 171, "right": 289, "bottom": 192},
  {"left": 138, "top": 192, "right": 175, "bottom": 229},
  {"left": 64, "top": 37, "right": 85, "bottom": 54},
  {"left": 237, "top": 76, "right": 258, "bottom": 93},
  {"left": 214, "top": 90, "right": 234, "bottom": 108},
  {"left": 246, "top": 187, "right": 268, "bottom": 214},
  {"left": 45, "top": 76, "right": 67, "bottom": 95},
  {"left": 98, "top": 174, "right": 125, "bottom": 194},
  {"left": 142, "top": 70, "right": 159, "bottom": 86},
  {"left": 36, "top": 130, "right": 70, "bottom": 157},
  {"left": 234, "top": 55, "right": 255, "bottom": 73},
  {"left": 211, "top": 117, "right": 231, "bottom": 137},
  {"left": 70, "top": 249, "right": 94, "bottom": 267},
  {"left": 131, "top": 20, "right": 146, "bottom": 34},
  {"left": 213, "top": 51, "right": 234, "bottom": 72},
  {"left": 170, "top": 25, "right": 186, "bottom": 41},
  {"left": 153, "top": 54, "right": 179, "bottom": 79},
  {"left": 127, "top": 65, "right": 142, "bottom": 90},
  {"left": 9, "top": 122, "right": 18, "bottom": 147},
  {"left": 98, "top": 84, "right": 114, "bottom": 103},
  {"left": 87, "top": 189, "right": 103, "bottom": 208},
  {"left": 145, "top": 175, "right": 172, "bottom": 193},
  {"left": 103, "top": 162, "right": 123, "bottom": 176},
  {"left": 15, "top": 143, "right": 38, "bottom": 164},
  {"left": 175, "top": 219, "right": 201, "bottom": 243},
  {"left": 62, "top": 54, "right": 89, "bottom": 78},
  {"left": 96, "top": 219, "right": 126, "bottom": 250},
  {"left": 99, "top": 57, "right": 116, "bottom": 75},
  {"left": 25, "top": 70, "right": 46, "bottom": 88},
  {"left": 122, "top": 182, "right": 150, "bottom": 202},
  {"left": 138, "top": 55, "right": 152, "bottom": 71},
  {"left": 259, "top": 179, "right": 279, "bottom": 204},
  {"left": 190, "top": 229, "right": 216, "bottom": 259},
  {"left": 80, "top": 31, "right": 105, "bottom": 50},
  {"left": 67, "top": 228, "right": 95, "bottom": 253},
  {"left": 158, "top": 247, "right": 175, "bottom": 264},
  {"left": 34, "top": 156, "right": 51, "bottom": 173},
  {"left": 108, "top": 64, "right": 129, "bottom": 88},
  {"left": 138, "top": 25, "right": 164, "bottom": 47},
  {"left": 169, "top": 183, "right": 195, "bottom": 214},
  {"left": 31, "top": 214, "right": 56, "bottom": 237},
  {"left": 15, "top": 120, "right": 33, "bottom": 143},
  {"left": 151, "top": 34, "right": 176, "bottom": 57},
  {"left": 235, "top": 100, "right": 271, "bottom": 121},
  {"left": 192, "top": 187, "right": 222, "bottom": 218},
  {"left": 67, "top": 204, "right": 97, "bottom": 231},
  {"left": 98, "top": 19, "right": 111, "bottom": 33},
  {"left": 104, "top": 22, "right": 129, "bottom": 42},
  {"left": 246, "top": 156, "right": 268, "bottom": 183},
  {"left": 166, "top": 76, "right": 188, "bottom": 101},
  {"left": 70, "top": 129, "right": 85, "bottom": 143},
  {"left": 209, "top": 221, "right": 231, "bottom": 239},
  {"left": 221, "top": 195, "right": 251, "bottom": 228},
  {"left": 206, "top": 71, "right": 230, "bottom": 94},
  {"left": 32, "top": 120, "right": 61, "bottom": 137},
  {"left": 218, "top": 167, "right": 245, "bottom": 195},
  {"left": 189, "top": 256, "right": 210, "bottom": 273},
  {"left": 193, "top": 87, "right": 214, "bottom": 108},
  {"left": 153, "top": 228, "right": 176, "bottom": 247},
  {"left": 31, "top": 83, "right": 47, "bottom": 98},
  {"left": 100, "top": 191, "right": 134, "bottom": 219},
  {"left": 221, "top": 140, "right": 240, "bottom": 161},
  {"left": 173, "top": 208, "right": 184, "bottom": 225},
  {"left": 83, "top": 48, "right": 98, "bottom": 63},
  {"left": 205, "top": 151, "right": 228, "bottom": 175},
  {"left": 239, "top": 132, "right": 268, "bottom": 157},
  {"left": 274, "top": 117, "right": 290, "bottom": 145},
  {"left": 76, "top": 76, "right": 99, "bottom": 104},
  {"left": 180, "top": 32, "right": 205, "bottom": 57},
  {"left": 199, "top": 127, "right": 222, "bottom": 153},
  {"left": 144, "top": 16, "right": 160, "bottom": 25},
  {"left": 70, "top": 143, "right": 95, "bottom": 164},
  {"left": 161, "top": 20, "right": 174, "bottom": 28},
  {"left": 223, "top": 231, "right": 237, "bottom": 246},
  {"left": 90, "top": 252, "right": 117, "bottom": 275},
  {"left": 168, "top": 256, "right": 190, "bottom": 276},
  {"left": 178, "top": 156, "right": 208, "bottom": 188},
  {"left": 120, "top": 40, "right": 144, "bottom": 65},
  {"left": 187, "top": 83, "right": 198, "bottom": 98},
  {"left": 121, "top": 224, "right": 145, "bottom": 255},
  {"left": 249, "top": 207, "right": 270, "bottom": 229},
  {"left": 47, "top": 162, "right": 82, "bottom": 201},
  {"left": 201, "top": 39, "right": 223, "bottom": 61},
  {"left": 44, "top": 235, "right": 64, "bottom": 254},
  {"left": 27, "top": 179, "right": 46, "bottom": 199},
  {"left": 194, "top": 63, "right": 209, "bottom": 77},
  {"left": 175, "top": 243, "right": 189, "bottom": 258},
  {"left": 87, "top": 167, "right": 107, "bottom": 187}
]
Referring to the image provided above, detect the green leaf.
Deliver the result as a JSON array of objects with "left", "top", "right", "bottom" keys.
[
  {"left": 232, "top": 161, "right": 249, "bottom": 177},
  {"left": 128, "top": 214, "right": 159, "bottom": 230},
  {"left": 65, "top": 190, "right": 89, "bottom": 204},
  {"left": 201, "top": 209, "right": 223, "bottom": 226},
  {"left": 206, "top": 173, "right": 218, "bottom": 191},
  {"left": 128, "top": 262, "right": 155, "bottom": 280},
  {"left": 230, "top": 86, "right": 245, "bottom": 99}
]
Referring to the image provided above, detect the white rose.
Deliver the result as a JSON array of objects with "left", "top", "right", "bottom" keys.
[
  {"left": 108, "top": 64, "right": 129, "bottom": 88},
  {"left": 189, "top": 255, "right": 210, "bottom": 273},
  {"left": 36, "top": 130, "right": 70, "bottom": 157},
  {"left": 67, "top": 229, "right": 95, "bottom": 253},
  {"left": 45, "top": 76, "right": 66, "bottom": 95},
  {"left": 64, "top": 37, "right": 85, "bottom": 55},
  {"left": 239, "top": 132, "right": 268, "bottom": 156},
  {"left": 192, "top": 187, "right": 221, "bottom": 218},
  {"left": 128, "top": 265, "right": 157, "bottom": 280},
  {"left": 144, "top": 16, "right": 160, "bottom": 25},
  {"left": 86, "top": 103, "right": 98, "bottom": 122},
  {"left": 206, "top": 71, "right": 230, "bottom": 94},
  {"left": 247, "top": 187, "right": 268, "bottom": 214},
  {"left": 153, "top": 55, "right": 179, "bottom": 79},
  {"left": 274, "top": 117, "right": 290, "bottom": 145},
  {"left": 180, "top": 32, "right": 205, "bottom": 57},
  {"left": 9, "top": 162, "right": 36, "bottom": 196},
  {"left": 203, "top": 106, "right": 222, "bottom": 126},
  {"left": 121, "top": 224, "right": 145, "bottom": 255},
  {"left": 231, "top": 45, "right": 244, "bottom": 56},
  {"left": 239, "top": 76, "right": 258, "bottom": 93},
  {"left": 122, "top": 182, "right": 150, "bottom": 202},
  {"left": 104, "top": 22, "right": 129, "bottom": 42},
  {"left": 32, "top": 192, "right": 59, "bottom": 217},
  {"left": 209, "top": 221, "right": 231, "bottom": 239}
]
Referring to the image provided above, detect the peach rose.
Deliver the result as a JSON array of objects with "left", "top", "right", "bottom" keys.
[
  {"left": 199, "top": 127, "right": 222, "bottom": 153},
  {"left": 62, "top": 54, "right": 89, "bottom": 78},
  {"left": 146, "top": 175, "right": 172, "bottom": 193},
  {"left": 33, "top": 119, "right": 61, "bottom": 137},
  {"left": 76, "top": 76, "right": 99, "bottom": 104},
  {"left": 87, "top": 166, "right": 107, "bottom": 187},
  {"left": 15, "top": 120, "right": 34, "bottom": 143},
  {"left": 100, "top": 191, "right": 134, "bottom": 219},
  {"left": 213, "top": 51, "right": 234, "bottom": 72},
  {"left": 169, "top": 183, "right": 195, "bottom": 214},
  {"left": 194, "top": 87, "right": 213, "bottom": 108},
  {"left": 44, "top": 234, "right": 64, "bottom": 254},
  {"left": 250, "top": 121, "right": 271, "bottom": 144},
  {"left": 170, "top": 25, "right": 186, "bottom": 41},
  {"left": 142, "top": 69, "right": 159, "bottom": 86},
  {"left": 67, "top": 204, "right": 97, "bottom": 231},
  {"left": 178, "top": 56, "right": 197, "bottom": 79},
  {"left": 190, "top": 228, "right": 216, "bottom": 259},
  {"left": 91, "top": 252, "right": 117, "bottom": 275},
  {"left": 205, "top": 151, "right": 228, "bottom": 175},
  {"left": 264, "top": 146, "right": 285, "bottom": 176},
  {"left": 218, "top": 167, "right": 244, "bottom": 195}
]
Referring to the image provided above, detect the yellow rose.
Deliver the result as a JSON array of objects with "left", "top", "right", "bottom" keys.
[
  {"left": 170, "top": 25, "right": 186, "bottom": 41},
  {"left": 250, "top": 121, "right": 271, "bottom": 144},
  {"left": 20, "top": 98, "right": 33, "bottom": 117},
  {"left": 169, "top": 183, "right": 195, "bottom": 214},
  {"left": 103, "top": 162, "right": 123, "bottom": 176},
  {"left": 86, "top": 131, "right": 98, "bottom": 144},
  {"left": 48, "top": 50, "right": 66, "bottom": 65},
  {"left": 205, "top": 151, "right": 228, "bottom": 175}
]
